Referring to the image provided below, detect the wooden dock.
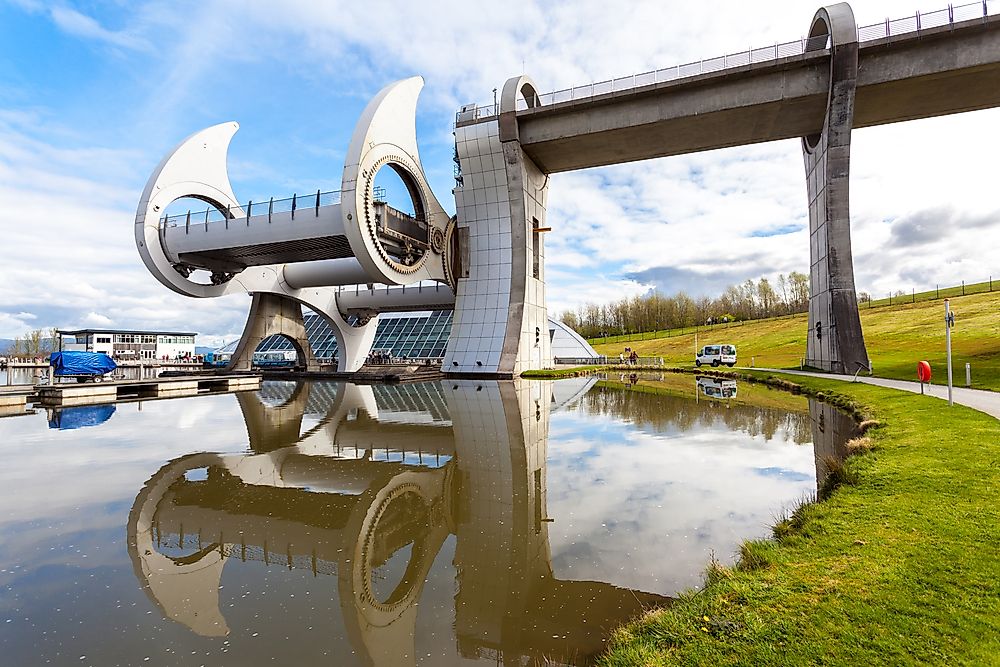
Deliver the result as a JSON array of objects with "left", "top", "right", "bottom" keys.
[{"left": 35, "top": 374, "right": 261, "bottom": 407}]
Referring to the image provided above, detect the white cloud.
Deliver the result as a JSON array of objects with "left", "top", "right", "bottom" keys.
[
  {"left": 0, "top": 311, "right": 38, "bottom": 338},
  {"left": 81, "top": 311, "right": 114, "bottom": 327},
  {"left": 1, "top": 0, "right": 997, "bottom": 337},
  {"left": 48, "top": 6, "right": 152, "bottom": 52}
]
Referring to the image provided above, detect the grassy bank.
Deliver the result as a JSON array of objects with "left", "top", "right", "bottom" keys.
[
  {"left": 596, "top": 372, "right": 1000, "bottom": 666},
  {"left": 590, "top": 290, "right": 1000, "bottom": 391}
]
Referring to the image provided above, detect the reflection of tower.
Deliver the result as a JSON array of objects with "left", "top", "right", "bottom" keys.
[
  {"left": 128, "top": 381, "right": 455, "bottom": 665},
  {"left": 448, "top": 380, "right": 667, "bottom": 663},
  {"left": 448, "top": 381, "right": 550, "bottom": 659},
  {"left": 809, "top": 398, "right": 858, "bottom": 490}
]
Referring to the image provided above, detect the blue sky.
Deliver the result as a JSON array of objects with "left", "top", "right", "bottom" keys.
[{"left": 2, "top": 0, "right": 999, "bottom": 344}]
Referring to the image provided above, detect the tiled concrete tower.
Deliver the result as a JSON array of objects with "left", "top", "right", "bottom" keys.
[
  {"left": 444, "top": 77, "right": 552, "bottom": 377},
  {"left": 802, "top": 3, "right": 870, "bottom": 374}
]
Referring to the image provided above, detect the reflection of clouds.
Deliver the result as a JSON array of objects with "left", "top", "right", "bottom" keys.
[
  {"left": 546, "top": 410, "right": 816, "bottom": 596},
  {"left": 0, "top": 393, "right": 250, "bottom": 543},
  {"left": 0, "top": 378, "right": 825, "bottom": 635},
  {"left": 172, "top": 398, "right": 224, "bottom": 430}
]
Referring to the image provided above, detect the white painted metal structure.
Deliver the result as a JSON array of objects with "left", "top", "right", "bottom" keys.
[{"left": 135, "top": 78, "right": 459, "bottom": 373}]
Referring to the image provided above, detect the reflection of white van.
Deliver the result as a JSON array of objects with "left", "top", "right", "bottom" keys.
[
  {"left": 697, "top": 376, "right": 738, "bottom": 398},
  {"left": 695, "top": 344, "right": 737, "bottom": 367}
]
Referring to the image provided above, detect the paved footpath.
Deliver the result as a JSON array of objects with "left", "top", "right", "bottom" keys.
[{"left": 748, "top": 368, "right": 1000, "bottom": 421}]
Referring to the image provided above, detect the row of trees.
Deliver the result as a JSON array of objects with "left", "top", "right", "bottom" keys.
[
  {"left": 560, "top": 272, "right": 810, "bottom": 339},
  {"left": 3, "top": 328, "right": 59, "bottom": 358}
]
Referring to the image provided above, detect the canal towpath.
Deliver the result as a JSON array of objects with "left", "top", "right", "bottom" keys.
[{"left": 752, "top": 368, "right": 1000, "bottom": 421}]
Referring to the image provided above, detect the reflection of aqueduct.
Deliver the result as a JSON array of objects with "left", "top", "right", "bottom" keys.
[{"left": 127, "top": 378, "right": 668, "bottom": 666}]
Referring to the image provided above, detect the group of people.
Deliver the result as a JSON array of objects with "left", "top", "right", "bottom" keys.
[
  {"left": 618, "top": 347, "right": 639, "bottom": 365},
  {"left": 367, "top": 350, "right": 395, "bottom": 365}
]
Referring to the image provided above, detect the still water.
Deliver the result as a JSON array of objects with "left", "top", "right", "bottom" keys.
[{"left": 0, "top": 375, "right": 854, "bottom": 666}]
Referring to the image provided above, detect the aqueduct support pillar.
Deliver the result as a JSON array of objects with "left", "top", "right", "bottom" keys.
[
  {"left": 227, "top": 293, "right": 320, "bottom": 372},
  {"left": 802, "top": 3, "right": 870, "bottom": 374}
]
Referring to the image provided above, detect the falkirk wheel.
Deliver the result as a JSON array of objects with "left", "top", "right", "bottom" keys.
[
  {"left": 136, "top": 75, "right": 552, "bottom": 378},
  {"left": 138, "top": 3, "right": 887, "bottom": 376}
]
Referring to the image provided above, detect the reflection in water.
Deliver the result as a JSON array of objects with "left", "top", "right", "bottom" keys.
[
  {"left": 697, "top": 375, "right": 738, "bottom": 399},
  {"left": 122, "top": 377, "right": 850, "bottom": 666},
  {"left": 587, "top": 379, "right": 813, "bottom": 445},
  {"left": 46, "top": 405, "right": 117, "bottom": 430},
  {"left": 0, "top": 374, "right": 853, "bottom": 665},
  {"left": 129, "top": 378, "right": 667, "bottom": 665},
  {"left": 811, "top": 398, "right": 859, "bottom": 483}
]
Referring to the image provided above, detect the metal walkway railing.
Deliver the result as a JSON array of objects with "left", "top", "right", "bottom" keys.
[{"left": 160, "top": 190, "right": 342, "bottom": 229}]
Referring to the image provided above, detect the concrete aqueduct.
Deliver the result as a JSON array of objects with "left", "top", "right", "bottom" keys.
[{"left": 135, "top": 2, "right": 1000, "bottom": 376}]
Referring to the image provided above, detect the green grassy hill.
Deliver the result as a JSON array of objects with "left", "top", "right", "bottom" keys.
[{"left": 592, "top": 291, "right": 1000, "bottom": 391}]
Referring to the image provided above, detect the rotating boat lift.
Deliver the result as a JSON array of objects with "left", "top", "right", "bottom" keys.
[{"left": 135, "top": 78, "right": 462, "bottom": 373}]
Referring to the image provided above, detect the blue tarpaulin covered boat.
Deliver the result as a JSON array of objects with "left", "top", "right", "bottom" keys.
[
  {"left": 49, "top": 351, "right": 118, "bottom": 377},
  {"left": 48, "top": 404, "right": 116, "bottom": 430}
]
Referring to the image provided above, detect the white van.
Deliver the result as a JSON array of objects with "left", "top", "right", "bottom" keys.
[{"left": 695, "top": 344, "right": 737, "bottom": 367}]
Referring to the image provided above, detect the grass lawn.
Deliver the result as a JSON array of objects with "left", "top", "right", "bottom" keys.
[
  {"left": 591, "top": 291, "right": 1000, "bottom": 391},
  {"left": 596, "top": 372, "right": 1000, "bottom": 666}
]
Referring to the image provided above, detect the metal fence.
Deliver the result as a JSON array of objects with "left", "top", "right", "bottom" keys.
[
  {"left": 160, "top": 190, "right": 341, "bottom": 229},
  {"left": 554, "top": 356, "right": 665, "bottom": 366},
  {"left": 457, "top": 0, "right": 997, "bottom": 122},
  {"left": 865, "top": 276, "right": 997, "bottom": 307}
]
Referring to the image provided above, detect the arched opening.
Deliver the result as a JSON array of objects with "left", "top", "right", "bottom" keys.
[
  {"left": 802, "top": 15, "right": 832, "bottom": 152},
  {"left": 518, "top": 82, "right": 541, "bottom": 110},
  {"left": 159, "top": 196, "right": 239, "bottom": 286},
  {"left": 253, "top": 334, "right": 303, "bottom": 370},
  {"left": 370, "top": 162, "right": 429, "bottom": 269},
  {"left": 150, "top": 464, "right": 224, "bottom": 563}
]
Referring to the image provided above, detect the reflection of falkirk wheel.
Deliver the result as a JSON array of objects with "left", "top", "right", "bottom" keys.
[
  {"left": 127, "top": 379, "right": 456, "bottom": 662},
  {"left": 135, "top": 78, "right": 455, "bottom": 373},
  {"left": 127, "top": 447, "right": 452, "bottom": 664},
  {"left": 236, "top": 381, "right": 455, "bottom": 460},
  {"left": 127, "top": 377, "right": 669, "bottom": 663}
]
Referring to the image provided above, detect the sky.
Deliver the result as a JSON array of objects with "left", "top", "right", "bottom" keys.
[{"left": 1, "top": 0, "right": 998, "bottom": 346}]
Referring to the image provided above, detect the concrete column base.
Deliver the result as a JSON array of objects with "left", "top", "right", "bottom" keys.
[{"left": 227, "top": 293, "right": 320, "bottom": 372}]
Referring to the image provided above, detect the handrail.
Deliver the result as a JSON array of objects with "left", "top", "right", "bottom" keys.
[
  {"left": 456, "top": 0, "right": 997, "bottom": 123},
  {"left": 160, "top": 190, "right": 342, "bottom": 229},
  {"left": 853, "top": 360, "right": 873, "bottom": 382}
]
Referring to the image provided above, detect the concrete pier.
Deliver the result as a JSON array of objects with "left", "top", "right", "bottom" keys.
[
  {"left": 0, "top": 387, "right": 35, "bottom": 417},
  {"left": 35, "top": 374, "right": 261, "bottom": 407}
]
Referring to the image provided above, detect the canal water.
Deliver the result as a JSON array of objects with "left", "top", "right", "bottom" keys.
[{"left": 0, "top": 375, "right": 854, "bottom": 666}]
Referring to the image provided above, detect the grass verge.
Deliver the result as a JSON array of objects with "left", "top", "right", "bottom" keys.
[
  {"left": 596, "top": 372, "right": 1000, "bottom": 666},
  {"left": 521, "top": 365, "right": 607, "bottom": 378},
  {"left": 589, "top": 290, "right": 1000, "bottom": 391}
]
